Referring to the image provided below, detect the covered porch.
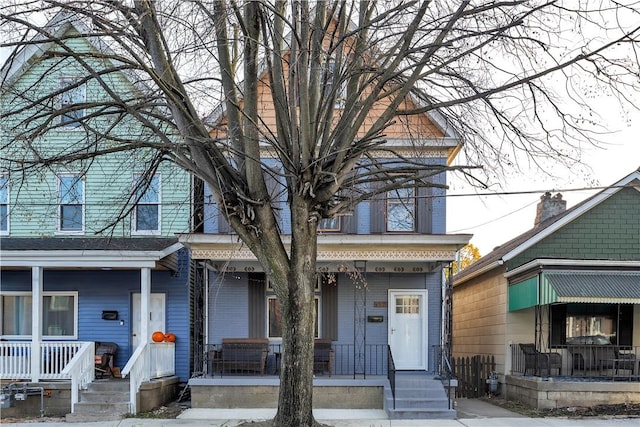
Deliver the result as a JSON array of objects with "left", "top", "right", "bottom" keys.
[{"left": 0, "top": 238, "right": 184, "bottom": 416}]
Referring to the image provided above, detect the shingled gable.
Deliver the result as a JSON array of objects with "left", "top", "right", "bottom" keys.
[
  {"left": 454, "top": 168, "right": 640, "bottom": 284},
  {"left": 202, "top": 12, "right": 461, "bottom": 163},
  {"left": 1, "top": 10, "right": 148, "bottom": 95}
]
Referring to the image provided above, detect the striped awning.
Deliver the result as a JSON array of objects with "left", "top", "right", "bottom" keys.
[{"left": 541, "top": 271, "right": 640, "bottom": 304}]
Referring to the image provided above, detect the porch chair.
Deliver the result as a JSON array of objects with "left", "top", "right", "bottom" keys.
[
  {"left": 519, "top": 343, "right": 562, "bottom": 376},
  {"left": 95, "top": 342, "right": 118, "bottom": 378},
  {"left": 594, "top": 345, "right": 637, "bottom": 377},
  {"left": 313, "top": 339, "right": 334, "bottom": 376}
]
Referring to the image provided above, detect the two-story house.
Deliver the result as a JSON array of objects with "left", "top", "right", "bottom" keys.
[
  {"left": 0, "top": 12, "right": 193, "bottom": 418},
  {"left": 180, "top": 51, "right": 471, "bottom": 418}
]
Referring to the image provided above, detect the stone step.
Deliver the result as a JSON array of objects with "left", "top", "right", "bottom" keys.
[
  {"left": 66, "top": 411, "right": 126, "bottom": 423},
  {"left": 394, "top": 387, "right": 448, "bottom": 398},
  {"left": 387, "top": 407, "right": 457, "bottom": 419}
]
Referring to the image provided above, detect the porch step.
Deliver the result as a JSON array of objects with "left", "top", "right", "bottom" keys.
[
  {"left": 65, "top": 379, "right": 130, "bottom": 423},
  {"left": 384, "top": 372, "right": 456, "bottom": 419}
]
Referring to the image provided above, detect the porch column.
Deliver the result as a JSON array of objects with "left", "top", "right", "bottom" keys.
[
  {"left": 141, "top": 267, "right": 151, "bottom": 381},
  {"left": 31, "top": 266, "right": 43, "bottom": 382}
]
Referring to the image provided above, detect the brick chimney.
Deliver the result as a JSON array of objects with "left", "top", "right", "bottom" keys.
[{"left": 534, "top": 192, "right": 566, "bottom": 226}]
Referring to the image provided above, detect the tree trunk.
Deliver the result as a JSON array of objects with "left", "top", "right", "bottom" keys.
[{"left": 274, "top": 196, "right": 318, "bottom": 427}]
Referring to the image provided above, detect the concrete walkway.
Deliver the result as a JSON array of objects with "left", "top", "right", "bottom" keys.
[{"left": 2, "top": 399, "right": 639, "bottom": 426}]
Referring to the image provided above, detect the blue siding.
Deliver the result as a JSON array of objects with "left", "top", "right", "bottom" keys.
[
  {"left": 0, "top": 249, "right": 191, "bottom": 382},
  {"left": 208, "top": 272, "right": 250, "bottom": 342}
]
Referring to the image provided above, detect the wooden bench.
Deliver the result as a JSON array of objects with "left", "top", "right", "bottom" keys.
[{"left": 212, "top": 338, "right": 269, "bottom": 375}]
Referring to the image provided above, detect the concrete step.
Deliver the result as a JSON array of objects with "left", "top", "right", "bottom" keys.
[
  {"left": 71, "top": 401, "right": 130, "bottom": 414},
  {"left": 384, "top": 372, "right": 456, "bottom": 419},
  {"left": 76, "top": 390, "right": 129, "bottom": 403},
  {"left": 65, "top": 379, "right": 130, "bottom": 423}
]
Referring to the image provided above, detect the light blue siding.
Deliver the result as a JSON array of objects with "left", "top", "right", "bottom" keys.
[{"left": 207, "top": 272, "right": 250, "bottom": 342}]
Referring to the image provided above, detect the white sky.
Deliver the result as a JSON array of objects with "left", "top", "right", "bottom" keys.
[{"left": 446, "top": 125, "right": 640, "bottom": 256}]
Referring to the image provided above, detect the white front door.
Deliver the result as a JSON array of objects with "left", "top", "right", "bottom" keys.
[
  {"left": 388, "top": 290, "right": 427, "bottom": 370},
  {"left": 132, "top": 293, "right": 166, "bottom": 347}
]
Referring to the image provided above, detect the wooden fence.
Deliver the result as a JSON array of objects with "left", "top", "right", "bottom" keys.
[{"left": 453, "top": 355, "right": 495, "bottom": 398}]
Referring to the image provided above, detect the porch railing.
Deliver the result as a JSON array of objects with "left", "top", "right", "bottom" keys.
[
  {"left": 121, "top": 342, "right": 176, "bottom": 415},
  {"left": 511, "top": 343, "right": 640, "bottom": 380},
  {"left": 0, "top": 341, "right": 88, "bottom": 380},
  {"left": 204, "top": 342, "right": 388, "bottom": 377},
  {"left": 60, "top": 342, "right": 95, "bottom": 412},
  {"left": 387, "top": 345, "right": 396, "bottom": 410}
]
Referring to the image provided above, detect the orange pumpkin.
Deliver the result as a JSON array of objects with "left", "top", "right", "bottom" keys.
[
  {"left": 151, "top": 331, "right": 165, "bottom": 342},
  {"left": 164, "top": 333, "right": 176, "bottom": 342}
]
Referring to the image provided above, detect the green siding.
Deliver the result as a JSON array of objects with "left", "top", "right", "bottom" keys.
[
  {"left": 508, "top": 275, "right": 539, "bottom": 311},
  {"left": 0, "top": 28, "right": 191, "bottom": 237},
  {"left": 508, "top": 187, "right": 640, "bottom": 269}
]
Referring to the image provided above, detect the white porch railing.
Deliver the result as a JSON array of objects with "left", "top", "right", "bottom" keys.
[
  {"left": 60, "top": 342, "right": 95, "bottom": 412},
  {"left": 121, "top": 342, "right": 175, "bottom": 415},
  {"left": 0, "top": 341, "right": 89, "bottom": 380}
]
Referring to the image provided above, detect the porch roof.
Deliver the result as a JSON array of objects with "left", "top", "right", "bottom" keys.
[
  {"left": 0, "top": 237, "right": 182, "bottom": 268},
  {"left": 509, "top": 270, "right": 640, "bottom": 310},
  {"left": 542, "top": 271, "right": 640, "bottom": 304},
  {"left": 179, "top": 233, "right": 471, "bottom": 271}
]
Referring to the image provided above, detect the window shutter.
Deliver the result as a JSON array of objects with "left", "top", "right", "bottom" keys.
[
  {"left": 340, "top": 209, "right": 357, "bottom": 233},
  {"left": 321, "top": 275, "right": 338, "bottom": 340},
  {"left": 417, "top": 185, "right": 432, "bottom": 233},
  {"left": 370, "top": 185, "right": 386, "bottom": 233},
  {"left": 248, "top": 273, "right": 266, "bottom": 338}
]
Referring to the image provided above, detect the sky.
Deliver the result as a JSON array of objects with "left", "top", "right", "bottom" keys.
[{"left": 446, "top": 127, "right": 640, "bottom": 256}]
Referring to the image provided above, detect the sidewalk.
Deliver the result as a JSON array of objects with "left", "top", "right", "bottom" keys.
[{"left": 2, "top": 399, "right": 639, "bottom": 427}]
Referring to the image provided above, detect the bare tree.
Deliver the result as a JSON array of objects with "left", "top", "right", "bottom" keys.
[{"left": 3, "top": 1, "right": 640, "bottom": 425}]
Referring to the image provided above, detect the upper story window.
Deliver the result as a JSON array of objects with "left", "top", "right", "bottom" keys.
[
  {"left": 1, "top": 292, "right": 78, "bottom": 339},
  {"left": 58, "top": 174, "right": 84, "bottom": 233},
  {"left": 133, "top": 174, "right": 160, "bottom": 234},
  {"left": 387, "top": 186, "right": 416, "bottom": 232},
  {"left": 318, "top": 217, "right": 341, "bottom": 232},
  {"left": 0, "top": 175, "right": 8, "bottom": 234},
  {"left": 324, "top": 58, "right": 346, "bottom": 108},
  {"left": 58, "top": 76, "right": 85, "bottom": 128}
]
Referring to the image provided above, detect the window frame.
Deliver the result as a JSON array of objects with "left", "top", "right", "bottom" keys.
[
  {"left": 0, "top": 174, "right": 8, "bottom": 235},
  {"left": 386, "top": 185, "right": 417, "bottom": 232},
  {"left": 550, "top": 303, "right": 633, "bottom": 347},
  {"left": 58, "top": 76, "right": 86, "bottom": 129},
  {"left": 318, "top": 216, "right": 341, "bottom": 232},
  {"left": 132, "top": 173, "right": 161, "bottom": 235},
  {"left": 57, "top": 174, "right": 85, "bottom": 234},
  {"left": 1, "top": 291, "right": 79, "bottom": 339},
  {"left": 266, "top": 282, "right": 321, "bottom": 339}
]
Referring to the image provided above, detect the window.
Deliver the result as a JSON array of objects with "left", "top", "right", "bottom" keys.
[
  {"left": 550, "top": 303, "right": 633, "bottom": 347},
  {"left": 58, "top": 77, "right": 85, "bottom": 128},
  {"left": 324, "top": 58, "right": 347, "bottom": 108},
  {"left": 387, "top": 186, "right": 416, "bottom": 231},
  {"left": 58, "top": 175, "right": 84, "bottom": 232},
  {"left": 1, "top": 292, "right": 78, "bottom": 338},
  {"left": 133, "top": 174, "right": 160, "bottom": 234},
  {"left": 0, "top": 175, "right": 8, "bottom": 234},
  {"left": 318, "top": 217, "right": 341, "bottom": 232},
  {"left": 268, "top": 296, "right": 319, "bottom": 339}
]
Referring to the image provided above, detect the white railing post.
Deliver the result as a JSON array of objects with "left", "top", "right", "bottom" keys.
[{"left": 61, "top": 342, "right": 95, "bottom": 413}]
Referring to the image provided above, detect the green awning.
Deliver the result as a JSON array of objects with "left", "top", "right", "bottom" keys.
[
  {"left": 509, "top": 271, "right": 640, "bottom": 311},
  {"left": 541, "top": 271, "right": 640, "bottom": 304}
]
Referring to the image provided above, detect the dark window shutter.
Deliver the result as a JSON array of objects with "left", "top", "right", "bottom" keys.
[
  {"left": 340, "top": 209, "right": 357, "bottom": 233},
  {"left": 321, "top": 274, "right": 338, "bottom": 340},
  {"left": 370, "top": 186, "right": 386, "bottom": 233},
  {"left": 417, "top": 185, "right": 432, "bottom": 233},
  {"left": 248, "top": 273, "right": 266, "bottom": 338}
]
